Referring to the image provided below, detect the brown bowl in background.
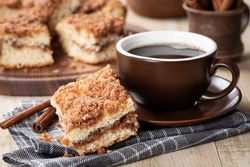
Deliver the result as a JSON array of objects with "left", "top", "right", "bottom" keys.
[{"left": 126, "top": 0, "right": 186, "bottom": 18}]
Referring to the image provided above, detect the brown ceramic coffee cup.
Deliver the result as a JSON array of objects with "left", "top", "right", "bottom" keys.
[{"left": 116, "top": 31, "right": 240, "bottom": 111}]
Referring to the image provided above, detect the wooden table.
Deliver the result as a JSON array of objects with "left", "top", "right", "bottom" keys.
[{"left": 1, "top": 1, "right": 250, "bottom": 166}]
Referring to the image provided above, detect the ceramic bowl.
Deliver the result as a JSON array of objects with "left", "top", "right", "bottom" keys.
[{"left": 127, "top": 0, "right": 186, "bottom": 18}]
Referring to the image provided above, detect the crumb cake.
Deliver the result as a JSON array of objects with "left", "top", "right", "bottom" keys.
[
  {"left": 0, "top": 0, "right": 81, "bottom": 35},
  {"left": 0, "top": 0, "right": 127, "bottom": 69},
  {"left": 0, "top": 0, "right": 24, "bottom": 20},
  {"left": 47, "top": 0, "right": 82, "bottom": 35},
  {"left": 56, "top": 12, "right": 125, "bottom": 64},
  {"left": 50, "top": 65, "right": 139, "bottom": 155},
  {"left": 0, "top": 0, "right": 44, "bottom": 20},
  {"left": 79, "top": 0, "right": 127, "bottom": 17},
  {"left": 0, "top": 15, "right": 53, "bottom": 69}
]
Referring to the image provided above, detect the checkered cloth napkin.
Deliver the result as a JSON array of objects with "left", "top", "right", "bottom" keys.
[{"left": 2, "top": 100, "right": 250, "bottom": 167}]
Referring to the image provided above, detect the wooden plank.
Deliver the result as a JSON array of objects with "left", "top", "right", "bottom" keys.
[
  {"left": 216, "top": 133, "right": 250, "bottom": 167},
  {"left": 123, "top": 143, "right": 222, "bottom": 167}
]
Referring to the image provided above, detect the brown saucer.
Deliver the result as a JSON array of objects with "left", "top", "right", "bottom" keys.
[{"left": 136, "top": 76, "right": 242, "bottom": 127}]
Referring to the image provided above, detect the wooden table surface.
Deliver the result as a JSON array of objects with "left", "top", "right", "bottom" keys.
[{"left": 1, "top": 1, "right": 250, "bottom": 166}]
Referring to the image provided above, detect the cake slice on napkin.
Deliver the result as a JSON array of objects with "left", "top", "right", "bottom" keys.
[{"left": 50, "top": 65, "right": 139, "bottom": 155}]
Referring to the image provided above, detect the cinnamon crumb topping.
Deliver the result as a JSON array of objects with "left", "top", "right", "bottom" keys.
[
  {"left": 0, "top": 0, "right": 57, "bottom": 23},
  {"left": 0, "top": 0, "right": 22, "bottom": 8},
  {"left": 0, "top": 0, "right": 53, "bottom": 9},
  {"left": 79, "top": 0, "right": 126, "bottom": 17},
  {"left": 0, "top": 14, "right": 47, "bottom": 38},
  {"left": 39, "top": 131, "right": 53, "bottom": 142},
  {"left": 60, "top": 136, "right": 71, "bottom": 147},
  {"left": 65, "top": 12, "right": 125, "bottom": 37},
  {"left": 79, "top": 0, "right": 107, "bottom": 13},
  {"left": 55, "top": 135, "right": 63, "bottom": 141},
  {"left": 97, "top": 147, "right": 107, "bottom": 155},
  {"left": 63, "top": 152, "right": 74, "bottom": 157},
  {"left": 52, "top": 65, "right": 130, "bottom": 131}
]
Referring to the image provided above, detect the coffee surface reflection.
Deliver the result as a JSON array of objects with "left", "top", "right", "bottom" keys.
[{"left": 129, "top": 45, "right": 206, "bottom": 59}]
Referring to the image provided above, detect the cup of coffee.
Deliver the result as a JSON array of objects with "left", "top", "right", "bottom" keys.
[{"left": 116, "top": 31, "right": 240, "bottom": 111}]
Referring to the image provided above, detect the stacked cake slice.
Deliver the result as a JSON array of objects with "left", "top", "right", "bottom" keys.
[
  {"left": 46, "top": 0, "right": 82, "bottom": 35},
  {"left": 55, "top": 11, "right": 125, "bottom": 64},
  {"left": 51, "top": 65, "right": 139, "bottom": 155},
  {"left": 0, "top": 15, "right": 53, "bottom": 69}
]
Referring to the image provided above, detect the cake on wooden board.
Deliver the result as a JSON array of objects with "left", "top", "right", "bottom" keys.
[
  {"left": 0, "top": 0, "right": 127, "bottom": 69},
  {"left": 0, "top": 14, "right": 53, "bottom": 69},
  {"left": 0, "top": 0, "right": 82, "bottom": 34},
  {"left": 79, "top": 0, "right": 127, "bottom": 17},
  {"left": 55, "top": 12, "right": 125, "bottom": 64}
]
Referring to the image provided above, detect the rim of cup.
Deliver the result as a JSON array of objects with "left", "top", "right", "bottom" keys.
[{"left": 116, "top": 31, "right": 217, "bottom": 62}]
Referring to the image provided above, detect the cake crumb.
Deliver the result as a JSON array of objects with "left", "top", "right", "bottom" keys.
[
  {"left": 52, "top": 69, "right": 62, "bottom": 74},
  {"left": 23, "top": 68, "right": 29, "bottom": 74},
  {"left": 39, "top": 131, "right": 53, "bottom": 142},
  {"left": 63, "top": 151, "right": 74, "bottom": 157},
  {"left": 60, "top": 136, "right": 71, "bottom": 147},
  {"left": 69, "top": 62, "right": 77, "bottom": 69},
  {"left": 97, "top": 147, "right": 107, "bottom": 155},
  {"left": 55, "top": 135, "right": 63, "bottom": 141}
]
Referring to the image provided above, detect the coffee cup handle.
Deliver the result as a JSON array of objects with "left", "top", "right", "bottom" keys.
[
  {"left": 201, "top": 59, "right": 240, "bottom": 100},
  {"left": 241, "top": 3, "right": 249, "bottom": 33}
]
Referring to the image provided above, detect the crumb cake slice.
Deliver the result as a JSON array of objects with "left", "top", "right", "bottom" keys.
[
  {"left": 79, "top": 0, "right": 127, "bottom": 18},
  {"left": 0, "top": 15, "right": 53, "bottom": 69},
  {"left": 51, "top": 65, "right": 139, "bottom": 155},
  {"left": 47, "top": 0, "right": 82, "bottom": 35},
  {"left": 0, "top": 0, "right": 48, "bottom": 21},
  {"left": 0, "top": 0, "right": 81, "bottom": 35},
  {"left": 55, "top": 12, "right": 125, "bottom": 64},
  {"left": 0, "top": 0, "right": 27, "bottom": 20}
]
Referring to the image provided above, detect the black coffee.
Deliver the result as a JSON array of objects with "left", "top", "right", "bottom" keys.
[{"left": 129, "top": 45, "right": 206, "bottom": 59}]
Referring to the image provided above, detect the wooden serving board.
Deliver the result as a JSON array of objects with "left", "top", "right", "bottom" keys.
[{"left": 0, "top": 24, "right": 144, "bottom": 96}]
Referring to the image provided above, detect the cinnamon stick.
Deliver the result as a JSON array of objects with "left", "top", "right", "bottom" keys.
[
  {"left": 200, "top": 0, "right": 213, "bottom": 10},
  {"left": 212, "top": 0, "right": 223, "bottom": 11},
  {"left": 219, "top": 0, "right": 234, "bottom": 11},
  {"left": 236, "top": 0, "right": 243, "bottom": 9},
  {"left": 32, "top": 106, "right": 56, "bottom": 133},
  {"left": 184, "top": 0, "right": 204, "bottom": 10},
  {"left": 0, "top": 100, "right": 50, "bottom": 129}
]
